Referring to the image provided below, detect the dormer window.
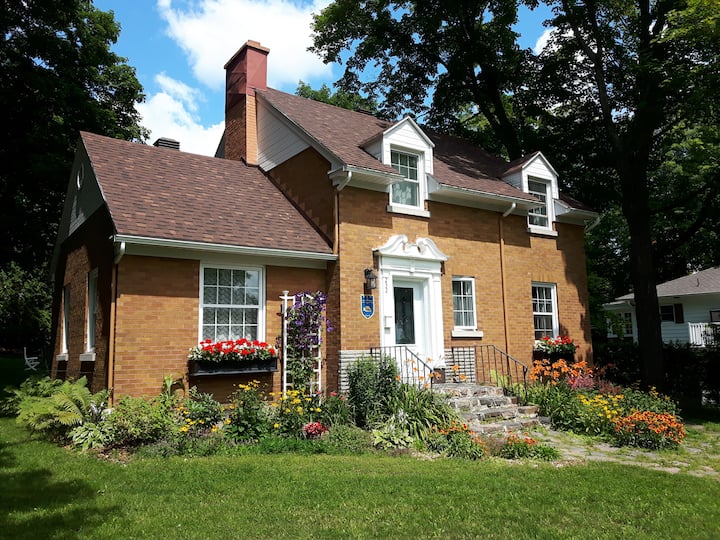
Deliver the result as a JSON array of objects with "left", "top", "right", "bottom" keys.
[
  {"left": 390, "top": 150, "right": 420, "bottom": 207},
  {"left": 527, "top": 179, "right": 550, "bottom": 228}
]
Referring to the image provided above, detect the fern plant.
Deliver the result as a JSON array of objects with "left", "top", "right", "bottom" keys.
[{"left": 17, "top": 377, "right": 109, "bottom": 441}]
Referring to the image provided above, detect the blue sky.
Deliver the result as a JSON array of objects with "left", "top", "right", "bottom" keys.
[{"left": 94, "top": 0, "right": 553, "bottom": 156}]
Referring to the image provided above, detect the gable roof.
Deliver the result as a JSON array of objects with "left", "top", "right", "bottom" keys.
[
  {"left": 79, "top": 131, "right": 333, "bottom": 256},
  {"left": 617, "top": 267, "right": 720, "bottom": 300},
  {"left": 258, "top": 88, "right": 539, "bottom": 204}
]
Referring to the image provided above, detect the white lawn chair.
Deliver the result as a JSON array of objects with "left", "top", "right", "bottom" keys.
[{"left": 24, "top": 347, "right": 40, "bottom": 371}]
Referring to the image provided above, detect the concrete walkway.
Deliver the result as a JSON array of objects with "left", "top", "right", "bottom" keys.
[{"left": 522, "top": 424, "right": 720, "bottom": 479}]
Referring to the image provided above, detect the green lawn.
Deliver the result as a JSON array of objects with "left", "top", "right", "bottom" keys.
[{"left": 2, "top": 418, "right": 719, "bottom": 539}]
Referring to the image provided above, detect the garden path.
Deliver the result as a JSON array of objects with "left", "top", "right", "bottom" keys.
[{"left": 523, "top": 424, "right": 720, "bottom": 479}]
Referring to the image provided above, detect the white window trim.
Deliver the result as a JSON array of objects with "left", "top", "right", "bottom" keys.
[
  {"left": 451, "top": 276, "right": 478, "bottom": 332},
  {"left": 86, "top": 269, "right": 98, "bottom": 353},
  {"left": 61, "top": 284, "right": 70, "bottom": 354},
  {"left": 532, "top": 282, "right": 559, "bottom": 339},
  {"left": 388, "top": 148, "right": 429, "bottom": 216},
  {"left": 527, "top": 178, "right": 554, "bottom": 232},
  {"left": 198, "top": 264, "right": 266, "bottom": 343}
]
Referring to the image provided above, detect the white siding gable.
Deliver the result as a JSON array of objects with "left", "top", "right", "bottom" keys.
[
  {"left": 523, "top": 154, "right": 559, "bottom": 199},
  {"left": 257, "top": 99, "right": 311, "bottom": 170},
  {"left": 379, "top": 117, "right": 434, "bottom": 175}
]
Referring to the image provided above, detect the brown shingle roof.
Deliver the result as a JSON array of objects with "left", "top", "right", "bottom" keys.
[
  {"left": 259, "top": 88, "right": 537, "bottom": 202},
  {"left": 425, "top": 131, "right": 538, "bottom": 202},
  {"left": 81, "top": 131, "right": 332, "bottom": 254},
  {"left": 259, "top": 88, "right": 397, "bottom": 174}
]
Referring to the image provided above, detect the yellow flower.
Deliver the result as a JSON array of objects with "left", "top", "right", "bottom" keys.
[
  {"left": 274, "top": 423, "right": 280, "bottom": 429},
  {"left": 296, "top": 406, "right": 303, "bottom": 414}
]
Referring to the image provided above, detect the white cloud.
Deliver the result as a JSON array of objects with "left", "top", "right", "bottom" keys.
[
  {"left": 534, "top": 28, "right": 554, "bottom": 55},
  {"left": 139, "top": 73, "right": 224, "bottom": 156},
  {"left": 157, "top": 0, "right": 333, "bottom": 89}
]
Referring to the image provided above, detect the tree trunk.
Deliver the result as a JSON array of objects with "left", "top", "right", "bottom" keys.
[{"left": 619, "top": 160, "right": 665, "bottom": 390}]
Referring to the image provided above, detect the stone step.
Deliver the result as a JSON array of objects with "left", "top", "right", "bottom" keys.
[
  {"left": 468, "top": 416, "right": 550, "bottom": 435},
  {"left": 433, "top": 383, "right": 505, "bottom": 398},
  {"left": 449, "top": 396, "right": 514, "bottom": 410}
]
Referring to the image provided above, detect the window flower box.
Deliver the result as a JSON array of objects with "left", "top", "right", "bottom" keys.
[{"left": 188, "top": 339, "right": 279, "bottom": 376}]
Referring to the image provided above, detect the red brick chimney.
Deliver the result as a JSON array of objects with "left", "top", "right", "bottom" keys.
[{"left": 224, "top": 40, "right": 269, "bottom": 165}]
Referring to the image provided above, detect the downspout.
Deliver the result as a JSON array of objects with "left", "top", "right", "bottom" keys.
[
  {"left": 499, "top": 203, "right": 516, "bottom": 354},
  {"left": 107, "top": 240, "right": 125, "bottom": 404},
  {"left": 586, "top": 214, "right": 601, "bottom": 232}
]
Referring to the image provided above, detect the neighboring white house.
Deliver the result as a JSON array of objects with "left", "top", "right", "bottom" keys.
[{"left": 605, "top": 267, "right": 720, "bottom": 347}]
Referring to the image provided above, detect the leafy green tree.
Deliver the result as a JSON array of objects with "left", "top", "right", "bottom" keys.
[
  {"left": 0, "top": 262, "right": 51, "bottom": 352},
  {"left": 0, "top": 0, "right": 147, "bottom": 270},
  {"left": 296, "top": 80, "right": 379, "bottom": 114},
  {"left": 311, "top": 0, "right": 720, "bottom": 388}
]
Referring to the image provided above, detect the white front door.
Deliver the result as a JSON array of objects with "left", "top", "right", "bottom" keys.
[{"left": 392, "top": 279, "right": 427, "bottom": 359}]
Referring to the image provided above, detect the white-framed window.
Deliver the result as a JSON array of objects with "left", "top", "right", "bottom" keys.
[
  {"left": 452, "top": 277, "right": 476, "bottom": 330},
  {"left": 201, "top": 266, "right": 263, "bottom": 342},
  {"left": 527, "top": 179, "right": 550, "bottom": 229},
  {"left": 62, "top": 285, "right": 70, "bottom": 353},
  {"left": 622, "top": 312, "right": 633, "bottom": 337},
  {"left": 390, "top": 150, "right": 420, "bottom": 207},
  {"left": 86, "top": 269, "right": 98, "bottom": 351},
  {"left": 532, "top": 282, "right": 558, "bottom": 339}
]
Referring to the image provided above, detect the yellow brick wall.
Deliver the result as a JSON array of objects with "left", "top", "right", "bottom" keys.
[
  {"left": 335, "top": 188, "right": 593, "bottom": 367},
  {"left": 111, "top": 256, "right": 327, "bottom": 401}
]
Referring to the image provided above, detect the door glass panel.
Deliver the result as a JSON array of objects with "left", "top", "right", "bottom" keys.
[{"left": 394, "top": 286, "right": 415, "bottom": 345}]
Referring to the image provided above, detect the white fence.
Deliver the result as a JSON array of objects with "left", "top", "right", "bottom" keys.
[{"left": 689, "top": 322, "right": 719, "bottom": 347}]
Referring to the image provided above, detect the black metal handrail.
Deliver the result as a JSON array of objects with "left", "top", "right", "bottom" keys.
[
  {"left": 369, "top": 346, "right": 435, "bottom": 388},
  {"left": 452, "top": 345, "right": 529, "bottom": 402}
]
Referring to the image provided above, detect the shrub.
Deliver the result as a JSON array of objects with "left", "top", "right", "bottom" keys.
[
  {"left": 526, "top": 382, "right": 583, "bottom": 431},
  {"left": 318, "top": 392, "right": 352, "bottom": 426},
  {"left": 425, "top": 421, "right": 487, "bottom": 460},
  {"left": 254, "top": 434, "right": 329, "bottom": 454},
  {"left": 1, "top": 375, "right": 63, "bottom": 417},
  {"left": 346, "top": 355, "right": 400, "bottom": 428},
  {"left": 175, "top": 387, "right": 223, "bottom": 437},
  {"left": 16, "top": 376, "right": 108, "bottom": 441},
  {"left": 225, "top": 381, "right": 270, "bottom": 442},
  {"left": 268, "top": 389, "right": 323, "bottom": 437},
  {"left": 323, "top": 424, "right": 375, "bottom": 454},
  {"left": 620, "top": 387, "right": 678, "bottom": 416},
  {"left": 575, "top": 392, "right": 625, "bottom": 435},
  {"left": 104, "top": 396, "right": 175, "bottom": 447},
  {"left": 372, "top": 411, "right": 414, "bottom": 450},
  {"left": 384, "top": 384, "right": 458, "bottom": 441},
  {"left": 498, "top": 433, "right": 560, "bottom": 461},
  {"left": 612, "top": 411, "right": 686, "bottom": 449},
  {"left": 70, "top": 422, "right": 111, "bottom": 451}
]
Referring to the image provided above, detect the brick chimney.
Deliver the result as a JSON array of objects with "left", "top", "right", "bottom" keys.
[{"left": 224, "top": 40, "right": 269, "bottom": 165}]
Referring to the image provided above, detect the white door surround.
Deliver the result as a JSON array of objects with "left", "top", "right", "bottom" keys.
[{"left": 374, "top": 234, "right": 448, "bottom": 367}]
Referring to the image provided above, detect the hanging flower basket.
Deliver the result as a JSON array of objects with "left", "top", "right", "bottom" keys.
[{"left": 188, "top": 339, "right": 279, "bottom": 376}]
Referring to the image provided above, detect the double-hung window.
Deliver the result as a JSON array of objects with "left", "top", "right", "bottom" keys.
[
  {"left": 532, "top": 282, "right": 558, "bottom": 339},
  {"left": 390, "top": 150, "right": 420, "bottom": 207},
  {"left": 201, "top": 267, "right": 262, "bottom": 342},
  {"left": 527, "top": 179, "right": 550, "bottom": 229},
  {"left": 452, "top": 277, "right": 476, "bottom": 330}
]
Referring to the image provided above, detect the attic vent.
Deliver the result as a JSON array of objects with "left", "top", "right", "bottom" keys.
[{"left": 153, "top": 137, "right": 180, "bottom": 150}]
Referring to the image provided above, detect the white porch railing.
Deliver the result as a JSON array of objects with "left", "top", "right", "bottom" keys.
[{"left": 688, "top": 322, "right": 719, "bottom": 347}]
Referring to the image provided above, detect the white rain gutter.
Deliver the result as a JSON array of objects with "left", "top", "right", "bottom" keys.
[{"left": 113, "top": 234, "right": 337, "bottom": 261}]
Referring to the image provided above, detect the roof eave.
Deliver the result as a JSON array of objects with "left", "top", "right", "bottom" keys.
[
  {"left": 428, "top": 180, "right": 538, "bottom": 212},
  {"left": 114, "top": 234, "right": 336, "bottom": 261}
]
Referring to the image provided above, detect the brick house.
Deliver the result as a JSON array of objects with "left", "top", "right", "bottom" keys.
[{"left": 51, "top": 41, "right": 597, "bottom": 400}]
